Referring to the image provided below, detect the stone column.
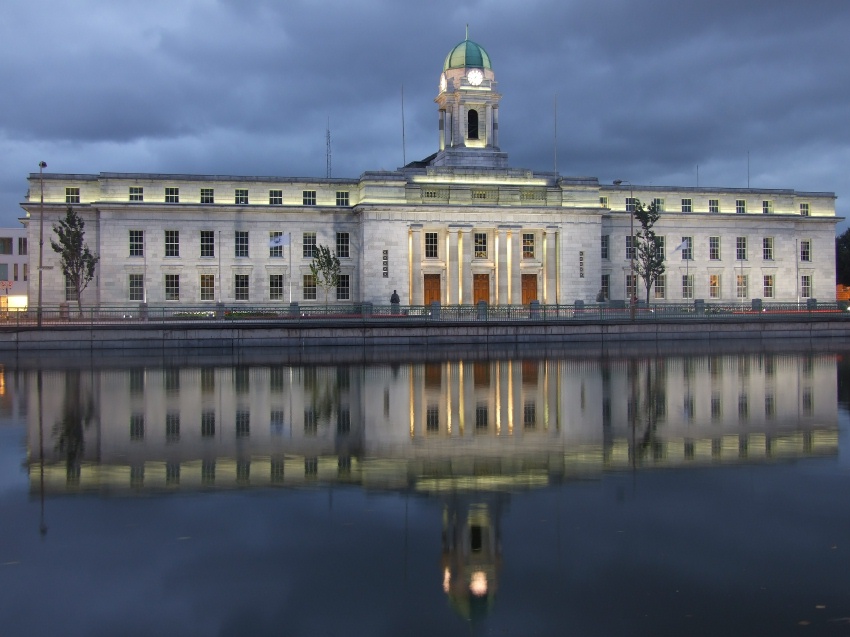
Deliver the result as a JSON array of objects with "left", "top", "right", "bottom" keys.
[
  {"left": 485, "top": 104, "right": 493, "bottom": 148},
  {"left": 493, "top": 106, "right": 499, "bottom": 147},
  {"left": 544, "top": 230, "right": 557, "bottom": 303},
  {"left": 410, "top": 225, "right": 422, "bottom": 305},
  {"left": 497, "top": 228, "right": 508, "bottom": 304},
  {"left": 448, "top": 228, "right": 459, "bottom": 305},
  {"left": 460, "top": 229, "right": 473, "bottom": 305},
  {"left": 439, "top": 109, "right": 446, "bottom": 151},
  {"left": 510, "top": 229, "right": 522, "bottom": 305}
]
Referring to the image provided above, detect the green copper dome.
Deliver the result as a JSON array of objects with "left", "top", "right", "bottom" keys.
[{"left": 443, "top": 36, "right": 492, "bottom": 71}]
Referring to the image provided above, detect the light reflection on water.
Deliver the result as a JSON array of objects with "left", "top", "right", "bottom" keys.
[{"left": 1, "top": 345, "right": 849, "bottom": 636}]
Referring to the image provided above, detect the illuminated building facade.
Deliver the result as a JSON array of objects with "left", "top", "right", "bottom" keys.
[{"left": 20, "top": 37, "right": 838, "bottom": 307}]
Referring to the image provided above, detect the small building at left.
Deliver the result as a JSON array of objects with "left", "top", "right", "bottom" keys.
[{"left": 0, "top": 226, "right": 29, "bottom": 311}]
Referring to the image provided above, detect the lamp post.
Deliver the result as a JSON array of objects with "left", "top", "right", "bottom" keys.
[
  {"left": 37, "top": 161, "right": 47, "bottom": 327},
  {"left": 614, "top": 179, "right": 635, "bottom": 319}
]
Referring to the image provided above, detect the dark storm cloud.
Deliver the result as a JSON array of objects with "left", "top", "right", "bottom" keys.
[{"left": 2, "top": 0, "right": 848, "bottom": 226}]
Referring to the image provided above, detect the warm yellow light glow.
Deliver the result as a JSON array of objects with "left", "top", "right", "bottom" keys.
[
  {"left": 411, "top": 176, "right": 548, "bottom": 187},
  {"left": 6, "top": 296, "right": 27, "bottom": 310},
  {"left": 508, "top": 361, "right": 513, "bottom": 435},
  {"left": 443, "top": 567, "right": 451, "bottom": 593},
  {"left": 469, "top": 571, "right": 488, "bottom": 596}
]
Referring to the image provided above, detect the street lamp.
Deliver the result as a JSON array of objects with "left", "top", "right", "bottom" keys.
[
  {"left": 614, "top": 179, "right": 635, "bottom": 319},
  {"left": 37, "top": 161, "right": 47, "bottom": 327}
]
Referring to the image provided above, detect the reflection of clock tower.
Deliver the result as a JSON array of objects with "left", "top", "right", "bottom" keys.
[{"left": 433, "top": 30, "right": 508, "bottom": 168}]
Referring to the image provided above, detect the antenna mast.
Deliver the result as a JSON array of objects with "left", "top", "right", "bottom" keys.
[
  {"left": 326, "top": 118, "right": 332, "bottom": 178},
  {"left": 553, "top": 94, "right": 558, "bottom": 173},
  {"left": 401, "top": 85, "right": 407, "bottom": 167}
]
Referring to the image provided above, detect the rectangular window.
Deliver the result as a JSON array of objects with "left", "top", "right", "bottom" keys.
[
  {"left": 269, "top": 189, "right": 283, "bottom": 205},
  {"left": 270, "top": 274, "right": 284, "bottom": 300},
  {"left": 800, "top": 239, "right": 811, "bottom": 262},
  {"left": 709, "top": 236, "right": 720, "bottom": 260},
  {"left": 763, "top": 274, "right": 775, "bottom": 298},
  {"left": 736, "top": 237, "right": 747, "bottom": 261},
  {"left": 600, "top": 196, "right": 609, "bottom": 208},
  {"left": 166, "top": 413, "right": 180, "bottom": 442},
  {"left": 763, "top": 237, "right": 773, "bottom": 261},
  {"left": 709, "top": 199, "right": 719, "bottom": 214},
  {"left": 65, "top": 187, "right": 80, "bottom": 203},
  {"left": 23, "top": 264, "right": 27, "bottom": 281},
  {"left": 269, "top": 231, "right": 283, "bottom": 258},
  {"left": 200, "top": 274, "right": 215, "bottom": 301},
  {"left": 235, "top": 189, "right": 248, "bottom": 205},
  {"left": 129, "top": 274, "right": 144, "bottom": 301},
  {"left": 736, "top": 199, "right": 746, "bottom": 214},
  {"left": 522, "top": 233, "right": 535, "bottom": 259},
  {"left": 709, "top": 274, "right": 721, "bottom": 299},
  {"left": 65, "top": 277, "right": 78, "bottom": 302},
  {"left": 601, "top": 235, "right": 609, "bottom": 260},
  {"left": 654, "top": 275, "right": 665, "bottom": 299},
  {"left": 681, "top": 237, "right": 693, "bottom": 261},
  {"left": 303, "top": 274, "right": 317, "bottom": 300},
  {"left": 129, "top": 186, "right": 144, "bottom": 202},
  {"left": 626, "top": 273, "right": 636, "bottom": 298},
  {"left": 303, "top": 232, "right": 317, "bottom": 258},
  {"left": 336, "top": 191, "right": 350, "bottom": 206},
  {"left": 336, "top": 232, "right": 350, "bottom": 258},
  {"left": 165, "top": 274, "right": 180, "bottom": 301},
  {"left": 234, "top": 274, "right": 249, "bottom": 301},
  {"left": 165, "top": 230, "right": 180, "bottom": 257},
  {"left": 200, "top": 188, "right": 214, "bottom": 204},
  {"left": 0, "top": 238, "right": 10, "bottom": 255},
  {"left": 800, "top": 202, "right": 810, "bottom": 217},
  {"left": 200, "top": 230, "right": 215, "bottom": 257},
  {"left": 653, "top": 198, "right": 665, "bottom": 212},
  {"left": 303, "top": 190, "right": 316, "bottom": 206},
  {"left": 681, "top": 198, "right": 692, "bottom": 213},
  {"left": 474, "top": 232, "right": 487, "bottom": 258},
  {"left": 129, "top": 230, "right": 144, "bottom": 257},
  {"left": 165, "top": 187, "right": 179, "bottom": 203},
  {"left": 762, "top": 200, "right": 774, "bottom": 214},
  {"left": 18, "top": 237, "right": 27, "bottom": 255},
  {"left": 236, "top": 411, "right": 250, "bottom": 437},
  {"left": 601, "top": 274, "right": 610, "bottom": 300},
  {"left": 656, "top": 236, "right": 666, "bottom": 260},
  {"left": 336, "top": 274, "right": 350, "bottom": 301},
  {"left": 235, "top": 231, "right": 249, "bottom": 257},
  {"left": 682, "top": 274, "right": 694, "bottom": 299},
  {"left": 13, "top": 264, "right": 18, "bottom": 281},
  {"left": 130, "top": 414, "right": 145, "bottom": 440},
  {"left": 626, "top": 235, "right": 635, "bottom": 260},
  {"left": 626, "top": 197, "right": 636, "bottom": 213},
  {"left": 801, "top": 275, "right": 812, "bottom": 298},
  {"left": 737, "top": 274, "right": 748, "bottom": 299},
  {"left": 425, "top": 232, "right": 438, "bottom": 258}
]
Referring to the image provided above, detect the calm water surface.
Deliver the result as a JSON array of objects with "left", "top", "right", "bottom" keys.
[{"left": 1, "top": 344, "right": 849, "bottom": 637}]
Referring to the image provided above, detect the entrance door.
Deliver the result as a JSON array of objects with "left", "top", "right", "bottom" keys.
[
  {"left": 522, "top": 274, "right": 538, "bottom": 304},
  {"left": 473, "top": 274, "right": 489, "bottom": 304},
  {"left": 424, "top": 274, "right": 441, "bottom": 305}
]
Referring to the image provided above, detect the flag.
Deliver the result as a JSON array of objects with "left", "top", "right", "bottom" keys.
[
  {"left": 673, "top": 240, "right": 688, "bottom": 252},
  {"left": 269, "top": 233, "right": 290, "bottom": 248}
]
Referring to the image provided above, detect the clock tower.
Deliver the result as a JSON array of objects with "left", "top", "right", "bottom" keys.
[{"left": 433, "top": 31, "right": 508, "bottom": 168}]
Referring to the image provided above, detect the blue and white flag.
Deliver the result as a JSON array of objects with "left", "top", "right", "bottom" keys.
[
  {"left": 673, "top": 240, "right": 689, "bottom": 252},
  {"left": 269, "top": 233, "right": 291, "bottom": 248}
]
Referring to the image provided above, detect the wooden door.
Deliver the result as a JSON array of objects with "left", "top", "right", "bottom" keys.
[
  {"left": 522, "top": 274, "right": 537, "bottom": 304},
  {"left": 424, "top": 274, "right": 441, "bottom": 305},
  {"left": 473, "top": 274, "right": 489, "bottom": 304}
]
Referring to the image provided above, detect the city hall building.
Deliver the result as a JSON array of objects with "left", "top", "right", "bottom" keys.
[{"left": 21, "top": 37, "right": 838, "bottom": 308}]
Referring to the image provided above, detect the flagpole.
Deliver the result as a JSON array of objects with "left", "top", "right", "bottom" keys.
[{"left": 288, "top": 232, "right": 292, "bottom": 303}]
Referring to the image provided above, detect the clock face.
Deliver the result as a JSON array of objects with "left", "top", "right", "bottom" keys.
[
  {"left": 439, "top": 73, "right": 447, "bottom": 92},
  {"left": 467, "top": 69, "right": 483, "bottom": 86}
]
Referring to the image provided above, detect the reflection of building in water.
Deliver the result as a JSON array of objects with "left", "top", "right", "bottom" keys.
[{"left": 24, "top": 354, "right": 838, "bottom": 493}]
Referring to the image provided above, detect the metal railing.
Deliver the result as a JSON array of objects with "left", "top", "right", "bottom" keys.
[{"left": 2, "top": 299, "right": 848, "bottom": 327}]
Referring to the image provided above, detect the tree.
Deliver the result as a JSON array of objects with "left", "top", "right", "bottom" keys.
[
  {"left": 836, "top": 228, "right": 850, "bottom": 286},
  {"left": 309, "top": 244, "right": 341, "bottom": 304},
  {"left": 632, "top": 199, "right": 665, "bottom": 304},
  {"left": 50, "top": 206, "right": 100, "bottom": 314}
]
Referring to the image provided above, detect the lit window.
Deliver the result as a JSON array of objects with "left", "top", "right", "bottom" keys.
[
  {"left": 800, "top": 239, "right": 811, "bottom": 262},
  {"left": 200, "top": 230, "right": 215, "bottom": 257},
  {"left": 269, "top": 190, "right": 283, "bottom": 205},
  {"left": 234, "top": 274, "right": 249, "bottom": 301},
  {"left": 165, "top": 187, "right": 179, "bottom": 203},
  {"left": 735, "top": 199, "right": 746, "bottom": 214},
  {"left": 709, "top": 199, "right": 719, "bottom": 214},
  {"left": 336, "top": 232, "right": 350, "bottom": 258},
  {"left": 523, "top": 233, "right": 535, "bottom": 259},
  {"left": 709, "top": 274, "right": 721, "bottom": 299},
  {"left": 336, "top": 274, "right": 350, "bottom": 301},
  {"left": 736, "top": 237, "right": 747, "bottom": 261},
  {"left": 709, "top": 236, "right": 720, "bottom": 260},
  {"left": 303, "top": 274, "right": 317, "bottom": 300},
  {"left": 736, "top": 274, "right": 748, "bottom": 298},
  {"left": 235, "top": 231, "right": 249, "bottom": 258},
  {"left": 65, "top": 187, "right": 80, "bottom": 203},
  {"left": 235, "top": 189, "right": 248, "bottom": 205},
  {"left": 129, "top": 274, "right": 144, "bottom": 301},
  {"left": 200, "top": 274, "right": 215, "bottom": 301},
  {"left": 269, "top": 274, "right": 284, "bottom": 300},
  {"left": 425, "top": 232, "right": 438, "bottom": 258},
  {"left": 129, "top": 230, "right": 144, "bottom": 257},
  {"left": 763, "top": 275, "right": 774, "bottom": 298},
  {"left": 336, "top": 191, "right": 350, "bottom": 206},
  {"left": 303, "top": 190, "right": 316, "bottom": 206},
  {"left": 165, "top": 274, "right": 180, "bottom": 300},
  {"left": 129, "top": 187, "right": 143, "bottom": 202},
  {"left": 763, "top": 237, "right": 773, "bottom": 261},
  {"left": 474, "top": 233, "right": 487, "bottom": 258},
  {"left": 800, "top": 203, "right": 810, "bottom": 217},
  {"left": 303, "top": 232, "right": 316, "bottom": 258},
  {"left": 165, "top": 230, "right": 179, "bottom": 257},
  {"left": 200, "top": 188, "right": 214, "bottom": 204},
  {"left": 681, "top": 198, "right": 692, "bottom": 213}
]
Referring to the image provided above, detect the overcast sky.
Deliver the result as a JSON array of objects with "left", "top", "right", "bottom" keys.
[{"left": 2, "top": 0, "right": 848, "bottom": 230}]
